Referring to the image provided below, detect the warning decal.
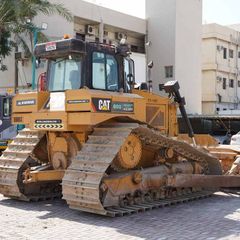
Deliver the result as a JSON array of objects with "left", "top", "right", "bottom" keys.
[{"left": 34, "top": 119, "right": 63, "bottom": 129}]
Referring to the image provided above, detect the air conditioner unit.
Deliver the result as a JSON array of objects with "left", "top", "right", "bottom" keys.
[
  {"left": 116, "top": 32, "right": 127, "bottom": 40},
  {"left": 86, "top": 25, "right": 96, "bottom": 36},
  {"left": 216, "top": 76, "right": 222, "bottom": 81}
]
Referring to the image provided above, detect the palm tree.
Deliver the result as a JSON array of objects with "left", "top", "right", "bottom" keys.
[
  {"left": 0, "top": 1, "right": 16, "bottom": 60},
  {"left": 0, "top": 0, "right": 73, "bottom": 63}
]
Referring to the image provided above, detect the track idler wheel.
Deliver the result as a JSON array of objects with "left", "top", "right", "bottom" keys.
[{"left": 113, "top": 134, "right": 143, "bottom": 170}]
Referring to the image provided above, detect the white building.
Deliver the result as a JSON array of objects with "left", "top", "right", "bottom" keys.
[
  {"left": 202, "top": 23, "right": 240, "bottom": 115},
  {"left": 0, "top": 0, "right": 203, "bottom": 115},
  {"left": 146, "top": 0, "right": 203, "bottom": 114}
]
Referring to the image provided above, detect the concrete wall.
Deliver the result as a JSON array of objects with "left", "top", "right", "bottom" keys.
[
  {"left": 131, "top": 53, "right": 146, "bottom": 84},
  {"left": 146, "top": 0, "right": 176, "bottom": 90},
  {"left": 49, "top": 0, "right": 146, "bottom": 35},
  {"left": 175, "top": 0, "right": 202, "bottom": 115},
  {"left": 146, "top": 0, "right": 202, "bottom": 114}
]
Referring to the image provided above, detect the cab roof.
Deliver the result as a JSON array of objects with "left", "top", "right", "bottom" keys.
[
  {"left": 34, "top": 38, "right": 119, "bottom": 59},
  {"left": 34, "top": 38, "right": 86, "bottom": 58}
]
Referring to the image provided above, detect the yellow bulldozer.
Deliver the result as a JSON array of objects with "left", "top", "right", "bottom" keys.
[{"left": 0, "top": 37, "right": 239, "bottom": 216}]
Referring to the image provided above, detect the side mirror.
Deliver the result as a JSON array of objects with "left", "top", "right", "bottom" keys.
[
  {"left": 128, "top": 59, "right": 135, "bottom": 89},
  {"left": 127, "top": 73, "right": 134, "bottom": 86}
]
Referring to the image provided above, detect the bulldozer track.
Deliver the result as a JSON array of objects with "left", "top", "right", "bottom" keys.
[
  {"left": 105, "top": 190, "right": 213, "bottom": 217},
  {"left": 63, "top": 123, "right": 221, "bottom": 216},
  {"left": 133, "top": 127, "right": 222, "bottom": 176},
  {"left": 0, "top": 129, "right": 61, "bottom": 201}
]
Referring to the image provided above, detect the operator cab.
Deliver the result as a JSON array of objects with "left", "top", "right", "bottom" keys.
[{"left": 34, "top": 38, "right": 134, "bottom": 93}]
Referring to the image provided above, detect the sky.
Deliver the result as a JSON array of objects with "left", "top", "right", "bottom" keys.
[
  {"left": 84, "top": 0, "right": 240, "bottom": 25},
  {"left": 202, "top": 0, "right": 240, "bottom": 25}
]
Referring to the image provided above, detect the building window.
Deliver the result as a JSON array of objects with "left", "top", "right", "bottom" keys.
[
  {"left": 229, "top": 49, "right": 234, "bottom": 58},
  {"left": 223, "top": 78, "right": 227, "bottom": 89},
  {"left": 217, "top": 94, "right": 222, "bottom": 103},
  {"left": 229, "top": 79, "right": 234, "bottom": 88},
  {"left": 165, "top": 66, "right": 173, "bottom": 78},
  {"left": 238, "top": 52, "right": 240, "bottom": 58},
  {"left": 223, "top": 48, "right": 227, "bottom": 59},
  {"left": 238, "top": 80, "right": 240, "bottom": 87}
]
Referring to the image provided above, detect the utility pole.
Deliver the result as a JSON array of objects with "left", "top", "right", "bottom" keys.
[{"left": 31, "top": 29, "right": 38, "bottom": 90}]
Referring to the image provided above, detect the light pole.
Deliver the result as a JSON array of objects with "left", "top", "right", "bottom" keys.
[
  {"left": 27, "top": 20, "right": 48, "bottom": 90},
  {"left": 32, "top": 28, "right": 38, "bottom": 90}
]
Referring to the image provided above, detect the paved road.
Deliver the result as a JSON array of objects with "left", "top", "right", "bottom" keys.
[{"left": 0, "top": 192, "right": 239, "bottom": 240}]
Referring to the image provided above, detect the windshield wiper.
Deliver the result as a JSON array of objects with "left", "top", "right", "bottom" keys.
[{"left": 54, "top": 59, "right": 67, "bottom": 64}]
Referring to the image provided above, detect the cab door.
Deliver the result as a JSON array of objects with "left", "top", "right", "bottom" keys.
[{"left": 1, "top": 96, "right": 12, "bottom": 133}]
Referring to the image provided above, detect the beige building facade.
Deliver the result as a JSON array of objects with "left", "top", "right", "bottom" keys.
[{"left": 202, "top": 23, "right": 240, "bottom": 115}]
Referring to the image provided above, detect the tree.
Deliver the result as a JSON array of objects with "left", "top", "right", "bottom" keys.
[
  {"left": 0, "top": 0, "right": 73, "bottom": 68},
  {"left": 0, "top": 0, "right": 16, "bottom": 61}
]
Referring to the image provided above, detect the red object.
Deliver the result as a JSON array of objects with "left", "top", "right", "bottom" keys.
[
  {"left": 38, "top": 72, "right": 47, "bottom": 92},
  {"left": 45, "top": 42, "right": 57, "bottom": 51}
]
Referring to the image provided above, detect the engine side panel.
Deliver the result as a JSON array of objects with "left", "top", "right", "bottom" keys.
[{"left": 12, "top": 89, "right": 145, "bottom": 131}]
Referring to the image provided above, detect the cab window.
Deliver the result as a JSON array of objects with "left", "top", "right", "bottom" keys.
[
  {"left": 124, "top": 58, "right": 130, "bottom": 92},
  {"left": 48, "top": 56, "right": 82, "bottom": 92},
  {"left": 92, "top": 52, "right": 119, "bottom": 91},
  {"left": 3, "top": 98, "right": 11, "bottom": 117}
]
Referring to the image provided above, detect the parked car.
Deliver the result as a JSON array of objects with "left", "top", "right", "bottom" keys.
[{"left": 230, "top": 131, "right": 240, "bottom": 145}]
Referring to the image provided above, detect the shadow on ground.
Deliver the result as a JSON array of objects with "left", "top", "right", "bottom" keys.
[{"left": 0, "top": 193, "right": 239, "bottom": 240}]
